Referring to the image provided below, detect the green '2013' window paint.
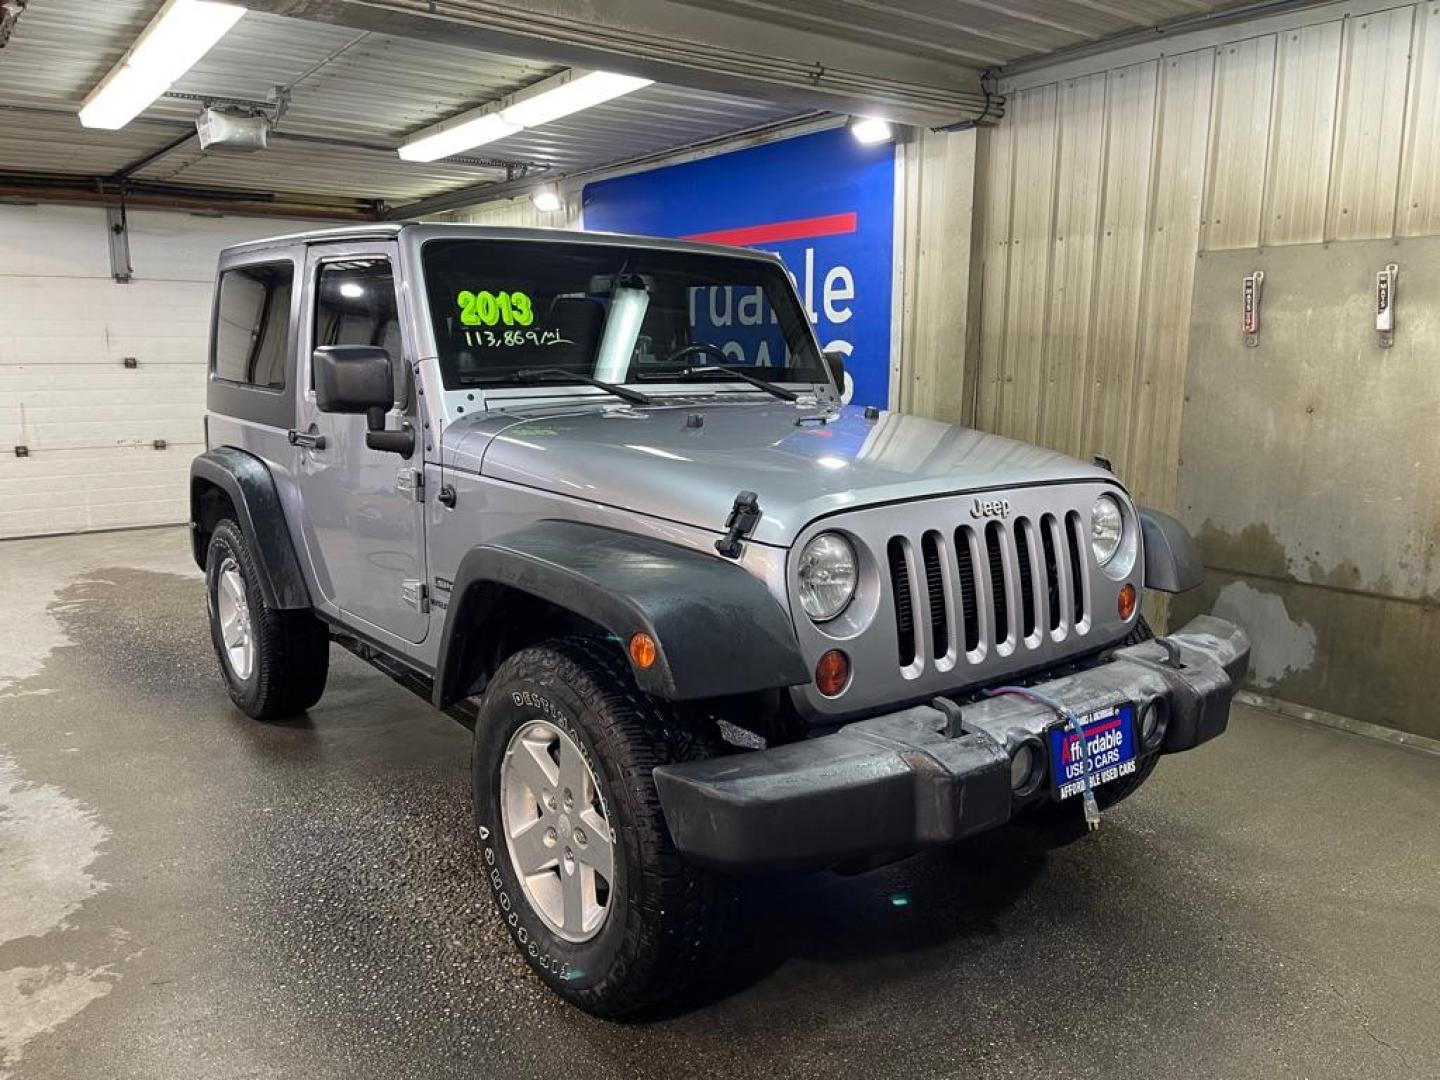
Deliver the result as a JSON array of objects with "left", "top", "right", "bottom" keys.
[{"left": 456, "top": 289, "right": 535, "bottom": 328}]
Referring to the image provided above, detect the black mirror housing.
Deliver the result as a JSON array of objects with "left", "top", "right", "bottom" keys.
[
  {"left": 314, "top": 345, "right": 393, "bottom": 414},
  {"left": 823, "top": 350, "right": 846, "bottom": 391},
  {"left": 313, "top": 345, "right": 414, "bottom": 457}
]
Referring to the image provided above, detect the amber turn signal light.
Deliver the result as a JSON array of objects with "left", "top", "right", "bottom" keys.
[
  {"left": 815, "top": 649, "right": 850, "bottom": 697},
  {"left": 628, "top": 632, "right": 658, "bottom": 669},
  {"left": 1117, "top": 583, "right": 1137, "bottom": 621}
]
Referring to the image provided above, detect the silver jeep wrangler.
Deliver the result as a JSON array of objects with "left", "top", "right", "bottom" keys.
[{"left": 190, "top": 223, "right": 1249, "bottom": 1016}]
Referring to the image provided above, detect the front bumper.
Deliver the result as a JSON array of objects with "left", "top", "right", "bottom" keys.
[{"left": 653, "top": 615, "right": 1250, "bottom": 872}]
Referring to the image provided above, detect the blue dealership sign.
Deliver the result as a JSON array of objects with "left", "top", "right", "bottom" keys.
[{"left": 582, "top": 126, "right": 895, "bottom": 408}]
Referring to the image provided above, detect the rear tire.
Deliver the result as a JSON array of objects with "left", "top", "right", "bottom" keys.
[
  {"left": 472, "top": 637, "right": 729, "bottom": 1018},
  {"left": 205, "top": 519, "right": 328, "bottom": 720}
]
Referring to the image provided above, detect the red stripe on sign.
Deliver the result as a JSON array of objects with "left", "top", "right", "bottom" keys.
[
  {"left": 683, "top": 211, "right": 858, "bottom": 248},
  {"left": 1062, "top": 716, "right": 1123, "bottom": 753}
]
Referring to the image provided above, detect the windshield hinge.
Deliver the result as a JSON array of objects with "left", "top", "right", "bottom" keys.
[
  {"left": 397, "top": 467, "right": 424, "bottom": 501},
  {"left": 715, "top": 490, "right": 762, "bottom": 559},
  {"left": 401, "top": 579, "right": 429, "bottom": 613}
]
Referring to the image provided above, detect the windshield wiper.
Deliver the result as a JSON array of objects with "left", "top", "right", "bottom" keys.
[
  {"left": 459, "top": 368, "right": 652, "bottom": 406},
  {"left": 672, "top": 365, "right": 798, "bottom": 402}
]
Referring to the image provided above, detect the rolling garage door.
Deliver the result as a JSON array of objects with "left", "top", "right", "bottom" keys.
[{"left": 0, "top": 204, "right": 321, "bottom": 538}]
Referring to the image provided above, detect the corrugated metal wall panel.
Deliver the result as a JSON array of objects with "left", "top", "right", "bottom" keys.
[
  {"left": 968, "top": 2, "right": 1440, "bottom": 515},
  {"left": 957, "top": 1, "right": 1440, "bottom": 722},
  {"left": 975, "top": 109, "right": 1018, "bottom": 432},
  {"left": 996, "top": 84, "right": 1060, "bottom": 447},
  {"left": 896, "top": 128, "right": 979, "bottom": 422},
  {"left": 1201, "top": 35, "right": 1276, "bottom": 252},
  {"left": 1082, "top": 61, "right": 1159, "bottom": 481},
  {"left": 1262, "top": 20, "right": 1343, "bottom": 246},
  {"left": 1128, "top": 48, "right": 1215, "bottom": 511},
  {"left": 1040, "top": 72, "right": 1108, "bottom": 455},
  {"left": 1326, "top": 6, "right": 1415, "bottom": 241},
  {"left": 1398, "top": 2, "right": 1440, "bottom": 237}
]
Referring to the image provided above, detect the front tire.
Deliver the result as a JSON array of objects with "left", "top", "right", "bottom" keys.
[
  {"left": 205, "top": 519, "right": 328, "bottom": 720},
  {"left": 472, "top": 638, "right": 727, "bottom": 1018}
]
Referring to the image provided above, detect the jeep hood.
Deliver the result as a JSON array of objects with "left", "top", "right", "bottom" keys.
[{"left": 448, "top": 402, "right": 1113, "bottom": 548}]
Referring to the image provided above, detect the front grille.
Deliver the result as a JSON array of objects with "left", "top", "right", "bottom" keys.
[{"left": 887, "top": 510, "right": 1092, "bottom": 675}]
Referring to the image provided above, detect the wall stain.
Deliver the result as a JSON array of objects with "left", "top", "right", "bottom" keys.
[
  {"left": 1174, "top": 521, "right": 1440, "bottom": 739},
  {"left": 1193, "top": 520, "right": 1291, "bottom": 580}
]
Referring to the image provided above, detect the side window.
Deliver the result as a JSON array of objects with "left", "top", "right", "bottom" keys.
[
  {"left": 214, "top": 262, "right": 294, "bottom": 389},
  {"left": 314, "top": 259, "right": 405, "bottom": 404}
]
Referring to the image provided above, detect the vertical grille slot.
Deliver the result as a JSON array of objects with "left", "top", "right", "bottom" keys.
[
  {"left": 921, "top": 531, "right": 948, "bottom": 660},
  {"left": 888, "top": 537, "right": 916, "bottom": 666},
  {"left": 1041, "top": 514, "right": 1062, "bottom": 632},
  {"left": 1066, "top": 510, "right": 1086, "bottom": 625},
  {"left": 1014, "top": 517, "right": 1037, "bottom": 639},
  {"left": 954, "top": 526, "right": 980, "bottom": 653},
  {"left": 984, "top": 522, "right": 1009, "bottom": 644}
]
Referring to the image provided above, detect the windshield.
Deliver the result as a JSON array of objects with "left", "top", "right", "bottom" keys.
[{"left": 420, "top": 239, "right": 828, "bottom": 392}]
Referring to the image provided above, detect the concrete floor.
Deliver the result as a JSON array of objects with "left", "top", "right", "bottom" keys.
[{"left": 2, "top": 527, "right": 1437, "bottom": 1080}]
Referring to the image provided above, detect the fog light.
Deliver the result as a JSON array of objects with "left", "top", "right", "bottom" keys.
[
  {"left": 628, "top": 632, "right": 657, "bottom": 669},
  {"left": 1117, "top": 583, "right": 1137, "bottom": 621},
  {"left": 815, "top": 649, "right": 850, "bottom": 697},
  {"left": 1139, "top": 699, "right": 1167, "bottom": 749},
  {"left": 1010, "top": 742, "right": 1037, "bottom": 793}
]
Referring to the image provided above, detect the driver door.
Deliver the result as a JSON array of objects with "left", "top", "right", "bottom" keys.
[{"left": 293, "top": 243, "right": 428, "bottom": 644}]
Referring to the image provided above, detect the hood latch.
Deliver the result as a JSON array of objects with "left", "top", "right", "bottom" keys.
[{"left": 715, "top": 490, "right": 762, "bottom": 559}]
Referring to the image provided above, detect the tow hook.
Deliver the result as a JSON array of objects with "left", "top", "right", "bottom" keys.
[{"left": 1155, "top": 637, "right": 1183, "bottom": 668}]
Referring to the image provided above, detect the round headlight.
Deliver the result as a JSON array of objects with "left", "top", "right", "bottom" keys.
[
  {"left": 1091, "top": 494, "right": 1124, "bottom": 566},
  {"left": 797, "top": 532, "right": 857, "bottom": 622}
]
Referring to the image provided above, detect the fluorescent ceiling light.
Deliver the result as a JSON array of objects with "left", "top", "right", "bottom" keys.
[
  {"left": 398, "top": 68, "right": 653, "bottom": 163},
  {"left": 398, "top": 113, "right": 521, "bottom": 162},
  {"left": 79, "top": 0, "right": 246, "bottom": 130},
  {"left": 500, "top": 71, "right": 653, "bottom": 128},
  {"left": 849, "top": 116, "right": 894, "bottom": 145},
  {"left": 531, "top": 187, "right": 562, "bottom": 213}
]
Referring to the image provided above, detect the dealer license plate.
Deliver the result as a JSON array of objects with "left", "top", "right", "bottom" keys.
[{"left": 1048, "top": 704, "right": 1138, "bottom": 800}]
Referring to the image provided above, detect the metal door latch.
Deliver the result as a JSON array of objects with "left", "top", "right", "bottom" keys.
[
  {"left": 288, "top": 429, "right": 326, "bottom": 450},
  {"left": 396, "top": 468, "right": 424, "bottom": 500},
  {"left": 400, "top": 579, "right": 429, "bottom": 613},
  {"left": 1376, "top": 263, "right": 1398, "bottom": 348},
  {"left": 1242, "top": 270, "right": 1264, "bottom": 348}
]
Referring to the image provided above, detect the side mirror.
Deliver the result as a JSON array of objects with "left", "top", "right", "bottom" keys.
[
  {"left": 313, "top": 345, "right": 414, "bottom": 457},
  {"left": 823, "top": 349, "right": 846, "bottom": 391}
]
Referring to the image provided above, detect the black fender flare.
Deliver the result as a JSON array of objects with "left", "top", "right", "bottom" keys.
[
  {"left": 189, "top": 447, "right": 311, "bottom": 610},
  {"left": 433, "top": 521, "right": 810, "bottom": 707},
  {"left": 1138, "top": 506, "right": 1204, "bottom": 593}
]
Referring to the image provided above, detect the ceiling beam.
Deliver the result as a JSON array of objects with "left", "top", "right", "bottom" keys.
[
  {"left": 0, "top": 171, "right": 384, "bottom": 220},
  {"left": 242, "top": 0, "right": 995, "bottom": 127}
]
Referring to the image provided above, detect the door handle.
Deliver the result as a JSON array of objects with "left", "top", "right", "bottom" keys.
[{"left": 288, "top": 430, "right": 327, "bottom": 450}]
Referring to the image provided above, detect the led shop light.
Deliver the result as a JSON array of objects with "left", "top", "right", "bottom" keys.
[
  {"left": 79, "top": 0, "right": 246, "bottom": 130},
  {"left": 849, "top": 116, "right": 895, "bottom": 145},
  {"left": 399, "top": 69, "right": 652, "bottom": 162}
]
